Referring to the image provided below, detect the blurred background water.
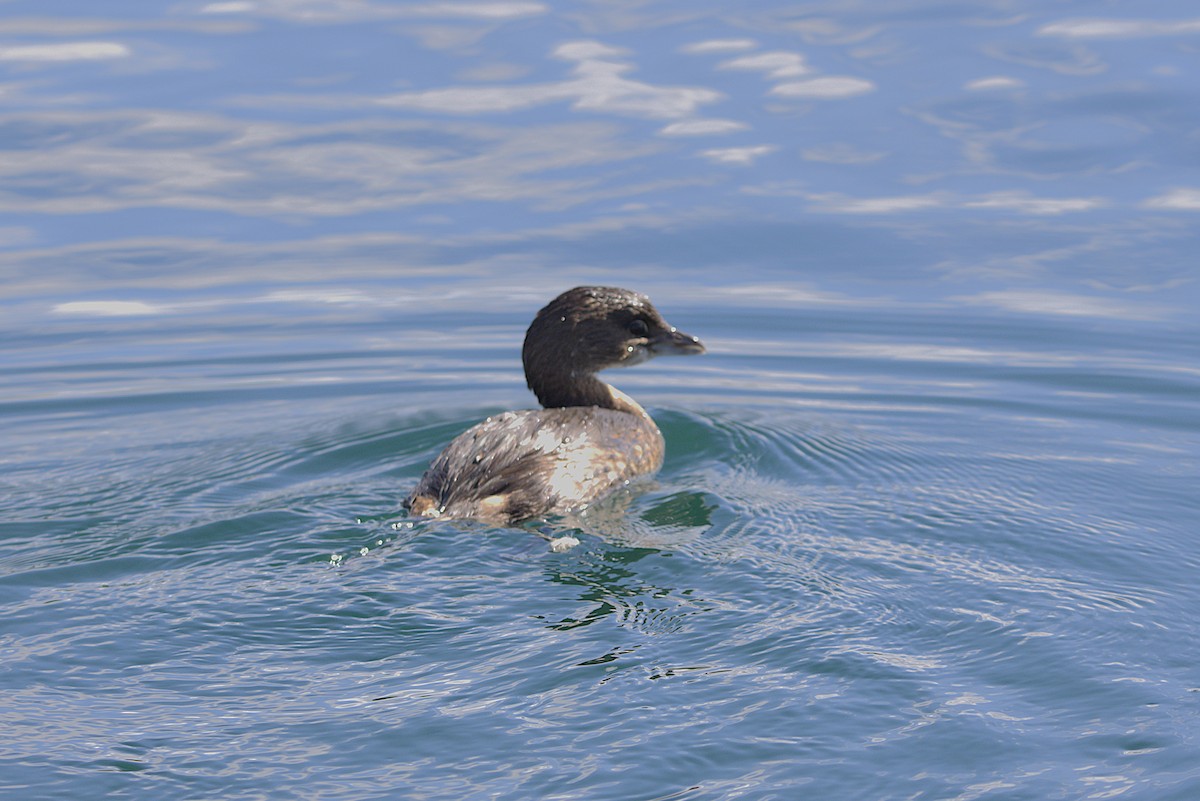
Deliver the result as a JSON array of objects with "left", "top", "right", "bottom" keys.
[{"left": 2, "top": 1, "right": 1199, "bottom": 799}]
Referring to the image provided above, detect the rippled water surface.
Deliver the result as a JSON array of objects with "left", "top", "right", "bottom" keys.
[{"left": 4, "top": 2, "right": 1200, "bottom": 799}]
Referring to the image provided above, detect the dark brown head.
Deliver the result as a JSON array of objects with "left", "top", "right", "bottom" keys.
[{"left": 522, "top": 286, "right": 705, "bottom": 409}]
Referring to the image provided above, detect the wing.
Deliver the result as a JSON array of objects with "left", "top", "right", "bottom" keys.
[{"left": 406, "top": 408, "right": 663, "bottom": 522}]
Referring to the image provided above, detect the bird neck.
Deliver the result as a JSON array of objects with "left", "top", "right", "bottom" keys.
[{"left": 529, "top": 371, "right": 647, "bottom": 418}]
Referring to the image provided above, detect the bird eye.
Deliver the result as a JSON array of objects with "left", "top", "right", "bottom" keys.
[{"left": 628, "top": 319, "right": 649, "bottom": 337}]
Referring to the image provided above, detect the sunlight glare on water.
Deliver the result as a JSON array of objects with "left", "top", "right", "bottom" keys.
[{"left": 2, "top": 1, "right": 1200, "bottom": 799}]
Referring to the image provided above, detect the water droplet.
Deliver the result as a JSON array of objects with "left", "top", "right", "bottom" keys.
[{"left": 550, "top": 535, "right": 580, "bottom": 552}]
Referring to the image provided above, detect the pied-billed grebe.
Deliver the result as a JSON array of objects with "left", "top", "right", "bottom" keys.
[{"left": 406, "top": 286, "right": 705, "bottom": 524}]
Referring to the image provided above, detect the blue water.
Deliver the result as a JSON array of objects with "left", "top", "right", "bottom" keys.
[{"left": 3, "top": 2, "right": 1200, "bottom": 799}]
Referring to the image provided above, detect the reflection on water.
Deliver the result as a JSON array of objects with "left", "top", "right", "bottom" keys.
[
  {"left": 1, "top": 2, "right": 1198, "bottom": 325},
  {"left": 3, "top": 1, "right": 1200, "bottom": 800}
]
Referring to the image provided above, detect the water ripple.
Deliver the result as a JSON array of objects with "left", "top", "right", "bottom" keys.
[{"left": 3, "top": 298, "right": 1199, "bottom": 801}]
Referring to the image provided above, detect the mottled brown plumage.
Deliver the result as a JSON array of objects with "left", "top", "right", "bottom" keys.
[{"left": 405, "top": 286, "right": 705, "bottom": 524}]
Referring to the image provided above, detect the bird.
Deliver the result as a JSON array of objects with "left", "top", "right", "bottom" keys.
[{"left": 406, "top": 286, "right": 705, "bottom": 524}]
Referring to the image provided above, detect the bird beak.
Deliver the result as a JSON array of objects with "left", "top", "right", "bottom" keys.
[{"left": 648, "top": 327, "right": 706, "bottom": 356}]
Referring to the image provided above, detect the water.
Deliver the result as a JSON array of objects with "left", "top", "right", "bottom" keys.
[{"left": 3, "top": 2, "right": 1200, "bottom": 799}]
